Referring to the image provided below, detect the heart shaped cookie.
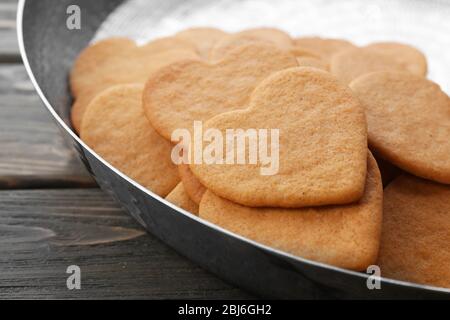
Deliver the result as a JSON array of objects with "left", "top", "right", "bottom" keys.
[
  {"left": 199, "top": 152, "right": 382, "bottom": 270},
  {"left": 237, "top": 28, "right": 293, "bottom": 47},
  {"left": 378, "top": 174, "right": 450, "bottom": 288},
  {"left": 175, "top": 27, "right": 228, "bottom": 58},
  {"left": 70, "top": 37, "right": 199, "bottom": 133},
  {"left": 330, "top": 47, "right": 409, "bottom": 84},
  {"left": 80, "top": 84, "right": 179, "bottom": 196},
  {"left": 143, "top": 43, "right": 298, "bottom": 141},
  {"left": 350, "top": 71, "right": 450, "bottom": 184},
  {"left": 209, "top": 28, "right": 292, "bottom": 61},
  {"left": 70, "top": 37, "right": 135, "bottom": 97},
  {"left": 294, "top": 37, "right": 356, "bottom": 62},
  {"left": 210, "top": 29, "right": 333, "bottom": 67},
  {"left": 190, "top": 67, "right": 368, "bottom": 208},
  {"left": 365, "top": 42, "right": 427, "bottom": 76}
]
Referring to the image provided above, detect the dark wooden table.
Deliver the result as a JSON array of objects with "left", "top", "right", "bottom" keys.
[{"left": 0, "top": 0, "right": 251, "bottom": 299}]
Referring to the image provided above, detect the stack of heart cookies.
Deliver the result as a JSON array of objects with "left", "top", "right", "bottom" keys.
[{"left": 72, "top": 27, "right": 450, "bottom": 289}]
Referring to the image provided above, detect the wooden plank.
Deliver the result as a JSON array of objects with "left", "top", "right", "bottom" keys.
[
  {"left": 0, "top": 188, "right": 252, "bottom": 299},
  {"left": 0, "top": 64, "right": 95, "bottom": 188},
  {"left": 0, "top": 0, "right": 20, "bottom": 62}
]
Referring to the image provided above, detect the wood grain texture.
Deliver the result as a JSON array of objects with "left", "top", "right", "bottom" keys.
[
  {"left": 0, "top": 188, "right": 252, "bottom": 299},
  {"left": 0, "top": 0, "right": 20, "bottom": 62},
  {"left": 0, "top": 65, "right": 95, "bottom": 188}
]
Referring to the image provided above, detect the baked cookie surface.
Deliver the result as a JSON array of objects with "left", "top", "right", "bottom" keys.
[
  {"left": 330, "top": 47, "right": 408, "bottom": 84},
  {"left": 178, "top": 164, "right": 206, "bottom": 205},
  {"left": 80, "top": 84, "right": 179, "bottom": 196},
  {"left": 365, "top": 42, "right": 427, "bottom": 76},
  {"left": 199, "top": 153, "right": 382, "bottom": 271},
  {"left": 294, "top": 37, "right": 355, "bottom": 62},
  {"left": 143, "top": 43, "right": 298, "bottom": 140},
  {"left": 166, "top": 182, "right": 199, "bottom": 215},
  {"left": 209, "top": 28, "right": 292, "bottom": 61},
  {"left": 350, "top": 71, "right": 450, "bottom": 184},
  {"left": 378, "top": 175, "right": 450, "bottom": 288},
  {"left": 175, "top": 27, "right": 228, "bottom": 58},
  {"left": 190, "top": 67, "right": 368, "bottom": 208},
  {"left": 70, "top": 37, "right": 198, "bottom": 132},
  {"left": 296, "top": 56, "right": 328, "bottom": 71}
]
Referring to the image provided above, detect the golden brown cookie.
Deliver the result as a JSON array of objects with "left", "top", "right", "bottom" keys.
[
  {"left": 190, "top": 67, "right": 368, "bottom": 208},
  {"left": 71, "top": 37, "right": 197, "bottom": 96},
  {"left": 378, "top": 175, "right": 450, "bottom": 288},
  {"left": 70, "top": 37, "right": 136, "bottom": 97},
  {"left": 209, "top": 35, "right": 268, "bottom": 61},
  {"left": 296, "top": 56, "right": 328, "bottom": 71},
  {"left": 165, "top": 182, "right": 199, "bottom": 215},
  {"left": 80, "top": 84, "right": 179, "bottom": 196},
  {"left": 70, "top": 37, "right": 198, "bottom": 133},
  {"left": 209, "top": 27, "right": 292, "bottom": 61},
  {"left": 175, "top": 27, "right": 228, "bottom": 58},
  {"left": 178, "top": 164, "right": 206, "bottom": 204},
  {"left": 211, "top": 35, "right": 322, "bottom": 63},
  {"left": 199, "top": 152, "right": 382, "bottom": 271},
  {"left": 365, "top": 42, "right": 427, "bottom": 76},
  {"left": 71, "top": 93, "right": 97, "bottom": 133},
  {"left": 289, "top": 46, "right": 322, "bottom": 59},
  {"left": 143, "top": 43, "right": 298, "bottom": 141},
  {"left": 236, "top": 28, "right": 292, "bottom": 48},
  {"left": 350, "top": 71, "right": 450, "bottom": 184},
  {"left": 294, "top": 37, "right": 355, "bottom": 62},
  {"left": 139, "top": 36, "right": 198, "bottom": 54},
  {"left": 330, "top": 48, "right": 408, "bottom": 84}
]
